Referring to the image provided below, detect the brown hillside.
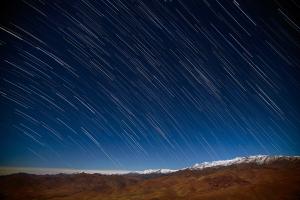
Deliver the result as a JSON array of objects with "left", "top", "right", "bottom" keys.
[{"left": 0, "top": 161, "right": 300, "bottom": 200}]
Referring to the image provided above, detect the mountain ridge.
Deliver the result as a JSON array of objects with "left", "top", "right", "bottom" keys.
[
  {"left": 1, "top": 155, "right": 299, "bottom": 176},
  {"left": 136, "top": 155, "right": 300, "bottom": 174}
]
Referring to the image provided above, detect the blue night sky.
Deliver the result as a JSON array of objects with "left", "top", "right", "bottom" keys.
[{"left": 0, "top": 0, "right": 299, "bottom": 171}]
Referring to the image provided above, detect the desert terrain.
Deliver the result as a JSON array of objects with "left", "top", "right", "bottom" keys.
[{"left": 0, "top": 159, "right": 300, "bottom": 200}]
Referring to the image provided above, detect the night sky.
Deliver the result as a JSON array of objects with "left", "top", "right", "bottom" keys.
[{"left": 0, "top": 0, "right": 299, "bottom": 171}]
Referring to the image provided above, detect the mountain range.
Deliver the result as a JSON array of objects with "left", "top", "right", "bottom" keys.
[
  {"left": 1, "top": 155, "right": 300, "bottom": 200},
  {"left": 138, "top": 155, "right": 300, "bottom": 174}
]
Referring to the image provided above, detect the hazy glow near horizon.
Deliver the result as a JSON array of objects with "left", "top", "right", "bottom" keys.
[{"left": 0, "top": 167, "right": 132, "bottom": 176}]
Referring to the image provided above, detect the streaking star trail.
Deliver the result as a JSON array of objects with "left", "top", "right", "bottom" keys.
[{"left": 0, "top": 0, "right": 299, "bottom": 171}]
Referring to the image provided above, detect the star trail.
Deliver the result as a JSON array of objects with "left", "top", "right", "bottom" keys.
[{"left": 0, "top": 0, "right": 299, "bottom": 170}]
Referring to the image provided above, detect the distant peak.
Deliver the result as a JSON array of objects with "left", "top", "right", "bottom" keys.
[{"left": 190, "top": 155, "right": 300, "bottom": 170}]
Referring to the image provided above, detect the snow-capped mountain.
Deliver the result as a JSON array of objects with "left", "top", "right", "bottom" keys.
[
  {"left": 133, "top": 155, "right": 300, "bottom": 175},
  {"left": 135, "top": 169, "right": 177, "bottom": 174},
  {"left": 190, "top": 155, "right": 300, "bottom": 170}
]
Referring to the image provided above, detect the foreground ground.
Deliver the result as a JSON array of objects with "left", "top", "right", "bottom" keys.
[{"left": 0, "top": 160, "right": 300, "bottom": 200}]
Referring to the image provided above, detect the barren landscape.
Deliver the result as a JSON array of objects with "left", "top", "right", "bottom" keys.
[{"left": 1, "top": 158, "right": 300, "bottom": 200}]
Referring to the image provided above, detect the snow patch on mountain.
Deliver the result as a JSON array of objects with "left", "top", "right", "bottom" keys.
[{"left": 135, "top": 169, "right": 177, "bottom": 174}]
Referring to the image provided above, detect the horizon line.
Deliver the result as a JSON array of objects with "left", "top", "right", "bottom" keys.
[{"left": 1, "top": 154, "right": 300, "bottom": 176}]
